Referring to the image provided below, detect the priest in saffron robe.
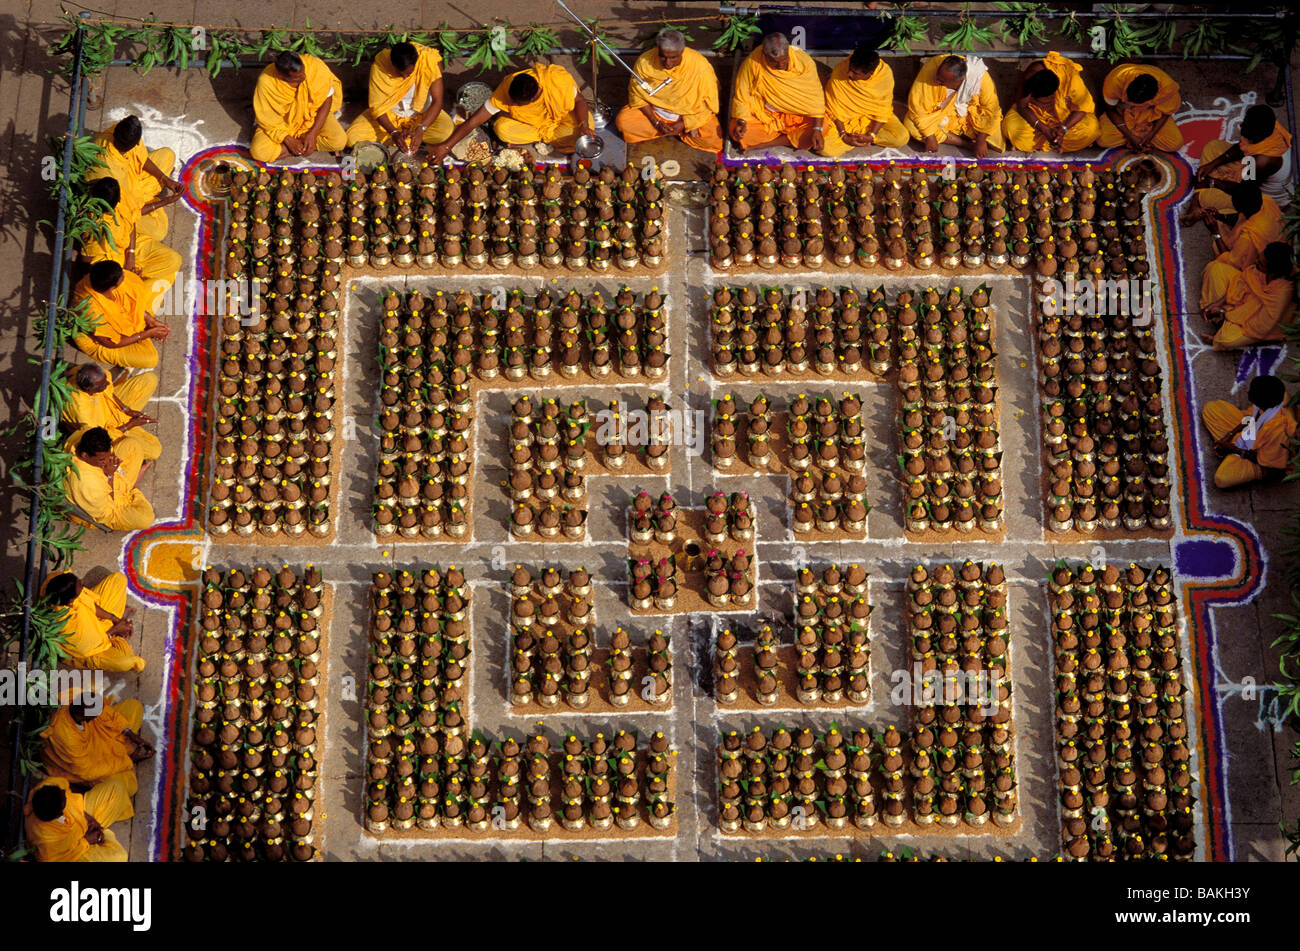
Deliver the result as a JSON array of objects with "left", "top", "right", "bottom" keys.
[
  {"left": 729, "top": 33, "right": 827, "bottom": 153},
  {"left": 1003, "top": 52, "right": 1099, "bottom": 154},
  {"left": 78, "top": 177, "right": 181, "bottom": 289},
  {"left": 86, "top": 115, "right": 183, "bottom": 240},
  {"left": 251, "top": 50, "right": 347, "bottom": 163},
  {"left": 1186, "top": 104, "right": 1294, "bottom": 222},
  {"left": 64, "top": 426, "right": 155, "bottom": 532},
  {"left": 615, "top": 29, "right": 723, "bottom": 152},
  {"left": 432, "top": 63, "right": 590, "bottom": 159},
  {"left": 819, "top": 44, "right": 909, "bottom": 157},
  {"left": 72, "top": 260, "right": 171, "bottom": 371},
  {"left": 1201, "top": 241, "right": 1296, "bottom": 350},
  {"left": 1201, "top": 375, "right": 1298, "bottom": 488},
  {"left": 345, "top": 41, "right": 454, "bottom": 152},
  {"left": 25, "top": 776, "right": 135, "bottom": 862},
  {"left": 1097, "top": 63, "right": 1183, "bottom": 153},
  {"left": 1205, "top": 182, "right": 1284, "bottom": 271},
  {"left": 62, "top": 363, "right": 161, "bottom": 461},
  {"left": 42, "top": 570, "right": 145, "bottom": 673},
  {"left": 42, "top": 695, "right": 153, "bottom": 788},
  {"left": 905, "top": 53, "right": 1004, "bottom": 157}
]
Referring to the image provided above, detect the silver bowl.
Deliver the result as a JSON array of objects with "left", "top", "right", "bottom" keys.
[{"left": 574, "top": 133, "right": 605, "bottom": 159}]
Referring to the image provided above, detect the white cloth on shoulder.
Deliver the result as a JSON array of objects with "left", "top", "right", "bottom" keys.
[{"left": 952, "top": 56, "right": 988, "bottom": 118}]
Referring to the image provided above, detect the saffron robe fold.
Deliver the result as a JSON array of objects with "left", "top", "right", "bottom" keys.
[
  {"left": 251, "top": 55, "right": 346, "bottom": 161},
  {"left": 25, "top": 775, "right": 134, "bottom": 862},
  {"left": 72, "top": 271, "right": 161, "bottom": 371},
  {"left": 58, "top": 572, "right": 146, "bottom": 673},
  {"left": 1202, "top": 400, "right": 1298, "bottom": 487},
  {"left": 64, "top": 428, "right": 154, "bottom": 532},
  {"left": 62, "top": 372, "right": 161, "bottom": 461}
]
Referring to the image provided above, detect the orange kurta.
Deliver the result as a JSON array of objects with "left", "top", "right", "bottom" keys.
[
  {"left": 1202, "top": 400, "right": 1298, "bottom": 487},
  {"left": 62, "top": 372, "right": 162, "bottom": 461},
  {"left": 86, "top": 128, "right": 175, "bottom": 239},
  {"left": 616, "top": 47, "right": 723, "bottom": 152},
  {"left": 251, "top": 54, "right": 346, "bottom": 161},
  {"left": 72, "top": 270, "right": 161, "bottom": 370},
  {"left": 346, "top": 42, "right": 453, "bottom": 148},
  {"left": 56, "top": 573, "right": 145, "bottom": 673},
  {"left": 41, "top": 700, "right": 143, "bottom": 785}
]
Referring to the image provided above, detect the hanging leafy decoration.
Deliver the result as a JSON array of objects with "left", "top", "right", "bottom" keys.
[
  {"left": 711, "top": 14, "right": 760, "bottom": 53},
  {"left": 995, "top": 3, "right": 1048, "bottom": 47},
  {"left": 881, "top": 14, "right": 929, "bottom": 54}
]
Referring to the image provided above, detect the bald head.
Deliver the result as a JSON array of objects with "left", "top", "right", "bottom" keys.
[{"left": 74, "top": 363, "right": 109, "bottom": 394}]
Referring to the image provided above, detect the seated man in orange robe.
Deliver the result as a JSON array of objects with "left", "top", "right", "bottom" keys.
[
  {"left": 1097, "top": 64, "right": 1183, "bottom": 153},
  {"left": 615, "top": 29, "right": 723, "bottom": 153},
  {"left": 1201, "top": 241, "right": 1295, "bottom": 349},
  {"left": 432, "top": 63, "right": 591, "bottom": 159},
  {"left": 1185, "top": 104, "right": 1294, "bottom": 222},
  {"left": 905, "top": 53, "right": 1004, "bottom": 157},
  {"left": 72, "top": 260, "right": 172, "bottom": 371},
  {"left": 43, "top": 570, "right": 146, "bottom": 673},
  {"left": 65, "top": 426, "right": 155, "bottom": 531},
  {"left": 78, "top": 177, "right": 181, "bottom": 289},
  {"left": 251, "top": 50, "right": 347, "bottom": 163},
  {"left": 345, "top": 41, "right": 454, "bottom": 153},
  {"left": 42, "top": 693, "right": 154, "bottom": 788},
  {"left": 819, "top": 44, "right": 910, "bottom": 156},
  {"left": 729, "top": 33, "right": 826, "bottom": 153},
  {"left": 1204, "top": 182, "right": 1284, "bottom": 271},
  {"left": 25, "top": 776, "right": 135, "bottom": 862},
  {"left": 1003, "top": 52, "right": 1099, "bottom": 154},
  {"left": 1201, "top": 375, "right": 1298, "bottom": 489},
  {"left": 86, "top": 115, "right": 183, "bottom": 241},
  {"left": 63, "top": 362, "right": 161, "bottom": 461}
]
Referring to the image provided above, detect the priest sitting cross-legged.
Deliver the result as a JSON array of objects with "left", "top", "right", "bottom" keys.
[
  {"left": 62, "top": 362, "right": 161, "bottom": 462},
  {"left": 1200, "top": 241, "right": 1296, "bottom": 350},
  {"left": 86, "top": 115, "right": 183, "bottom": 241},
  {"left": 819, "top": 43, "right": 909, "bottom": 157},
  {"left": 614, "top": 29, "right": 723, "bottom": 153},
  {"left": 251, "top": 50, "right": 347, "bottom": 163},
  {"left": 72, "top": 260, "right": 171, "bottom": 371},
  {"left": 1203, "top": 182, "right": 1284, "bottom": 271},
  {"left": 345, "top": 41, "right": 455, "bottom": 154},
  {"left": 905, "top": 53, "right": 1005, "bottom": 158},
  {"left": 432, "top": 64, "right": 591, "bottom": 160},
  {"left": 729, "top": 33, "right": 827, "bottom": 153},
  {"left": 1003, "top": 53, "right": 1099, "bottom": 154},
  {"left": 1097, "top": 63, "right": 1184, "bottom": 154},
  {"left": 78, "top": 177, "right": 181, "bottom": 290},
  {"left": 25, "top": 776, "right": 135, "bottom": 862},
  {"left": 42, "top": 570, "right": 146, "bottom": 673},
  {"left": 42, "top": 691, "right": 154, "bottom": 790},
  {"left": 1184, "top": 104, "right": 1294, "bottom": 224},
  {"left": 1201, "top": 374, "right": 1298, "bottom": 489},
  {"left": 65, "top": 425, "right": 155, "bottom": 532}
]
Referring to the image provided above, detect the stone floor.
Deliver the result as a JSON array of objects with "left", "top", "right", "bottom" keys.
[{"left": 1, "top": 1, "right": 1298, "bottom": 861}]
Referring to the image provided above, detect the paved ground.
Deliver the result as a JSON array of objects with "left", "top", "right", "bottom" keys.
[{"left": 1, "top": 0, "right": 1298, "bottom": 861}]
